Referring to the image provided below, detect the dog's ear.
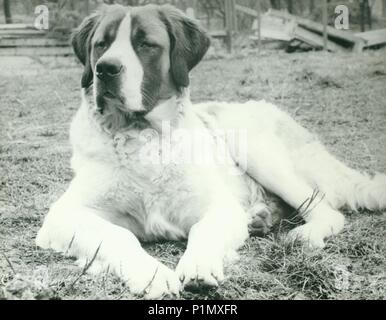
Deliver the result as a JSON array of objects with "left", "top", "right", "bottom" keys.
[
  {"left": 159, "top": 5, "right": 210, "bottom": 90},
  {"left": 71, "top": 13, "right": 100, "bottom": 88}
]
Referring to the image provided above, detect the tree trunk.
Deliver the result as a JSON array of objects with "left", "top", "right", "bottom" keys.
[
  {"left": 360, "top": 0, "right": 366, "bottom": 32},
  {"left": 4, "top": 0, "right": 12, "bottom": 24},
  {"left": 287, "top": 0, "right": 293, "bottom": 14},
  {"left": 322, "top": 0, "right": 328, "bottom": 50},
  {"left": 270, "top": 0, "right": 281, "bottom": 10},
  {"left": 383, "top": 0, "right": 386, "bottom": 17},
  {"left": 69, "top": 0, "right": 76, "bottom": 10},
  {"left": 310, "top": 0, "right": 315, "bottom": 13},
  {"left": 366, "top": 0, "right": 372, "bottom": 30}
]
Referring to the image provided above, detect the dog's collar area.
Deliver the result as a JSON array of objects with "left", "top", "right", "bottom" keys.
[{"left": 82, "top": 86, "right": 192, "bottom": 137}]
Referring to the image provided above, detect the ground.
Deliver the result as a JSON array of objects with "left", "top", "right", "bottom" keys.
[{"left": 0, "top": 49, "right": 385, "bottom": 300}]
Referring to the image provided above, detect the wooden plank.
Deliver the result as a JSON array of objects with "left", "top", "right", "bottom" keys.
[
  {"left": 210, "top": 30, "right": 228, "bottom": 38},
  {"left": 0, "top": 24, "right": 36, "bottom": 30},
  {"left": 268, "top": 9, "right": 363, "bottom": 44},
  {"left": 0, "top": 29, "right": 46, "bottom": 36},
  {"left": 0, "top": 46, "right": 73, "bottom": 56},
  {"left": 235, "top": 4, "right": 258, "bottom": 17},
  {"left": 252, "top": 14, "right": 295, "bottom": 42},
  {"left": 355, "top": 28, "right": 386, "bottom": 47},
  {"left": 0, "top": 38, "right": 69, "bottom": 47},
  {"left": 293, "top": 26, "right": 346, "bottom": 52}
]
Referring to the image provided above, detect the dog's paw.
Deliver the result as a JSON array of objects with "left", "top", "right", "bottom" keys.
[
  {"left": 124, "top": 260, "right": 181, "bottom": 299},
  {"left": 176, "top": 249, "right": 224, "bottom": 291},
  {"left": 249, "top": 205, "right": 273, "bottom": 237},
  {"left": 287, "top": 223, "right": 326, "bottom": 249}
]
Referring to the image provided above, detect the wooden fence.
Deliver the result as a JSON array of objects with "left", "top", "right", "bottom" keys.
[
  {"left": 1, "top": 0, "right": 385, "bottom": 56},
  {"left": 0, "top": 24, "right": 72, "bottom": 56}
]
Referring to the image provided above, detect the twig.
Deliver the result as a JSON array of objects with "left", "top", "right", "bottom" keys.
[
  {"left": 302, "top": 190, "right": 326, "bottom": 221},
  {"left": 142, "top": 265, "right": 160, "bottom": 297},
  {"left": 54, "top": 91, "right": 66, "bottom": 109},
  {"left": 68, "top": 243, "right": 102, "bottom": 289},
  {"left": 15, "top": 99, "right": 26, "bottom": 108},
  {"left": 1, "top": 251, "right": 16, "bottom": 275},
  {"left": 64, "top": 234, "right": 76, "bottom": 256}
]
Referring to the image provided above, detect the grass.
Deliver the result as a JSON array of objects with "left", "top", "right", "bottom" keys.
[{"left": 0, "top": 49, "right": 385, "bottom": 300}]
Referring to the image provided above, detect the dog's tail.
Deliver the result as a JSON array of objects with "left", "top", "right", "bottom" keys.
[
  {"left": 321, "top": 165, "right": 386, "bottom": 212},
  {"left": 345, "top": 173, "right": 386, "bottom": 211}
]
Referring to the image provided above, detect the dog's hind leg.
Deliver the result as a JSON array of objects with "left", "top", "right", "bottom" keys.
[
  {"left": 241, "top": 135, "right": 345, "bottom": 248},
  {"left": 293, "top": 141, "right": 386, "bottom": 212}
]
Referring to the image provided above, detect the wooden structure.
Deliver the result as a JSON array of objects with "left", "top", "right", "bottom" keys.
[
  {"left": 355, "top": 28, "right": 386, "bottom": 48},
  {"left": 1, "top": 1, "right": 385, "bottom": 57},
  {"left": 221, "top": 0, "right": 386, "bottom": 53},
  {"left": 0, "top": 24, "right": 72, "bottom": 56},
  {"left": 269, "top": 9, "right": 359, "bottom": 52}
]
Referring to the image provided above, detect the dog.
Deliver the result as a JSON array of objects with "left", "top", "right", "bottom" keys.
[{"left": 36, "top": 4, "right": 386, "bottom": 299}]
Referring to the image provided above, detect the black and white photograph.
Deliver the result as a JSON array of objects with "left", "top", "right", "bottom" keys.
[{"left": 0, "top": 0, "right": 385, "bottom": 303}]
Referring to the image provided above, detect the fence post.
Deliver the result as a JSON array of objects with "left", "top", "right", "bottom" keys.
[
  {"left": 360, "top": 0, "right": 366, "bottom": 32},
  {"left": 366, "top": 0, "right": 372, "bottom": 30},
  {"left": 322, "top": 0, "right": 328, "bottom": 51},
  {"left": 257, "top": 0, "right": 262, "bottom": 52},
  {"left": 225, "top": 0, "right": 236, "bottom": 53}
]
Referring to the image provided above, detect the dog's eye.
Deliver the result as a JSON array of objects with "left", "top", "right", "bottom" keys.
[
  {"left": 139, "top": 41, "right": 158, "bottom": 49},
  {"left": 95, "top": 41, "right": 107, "bottom": 50}
]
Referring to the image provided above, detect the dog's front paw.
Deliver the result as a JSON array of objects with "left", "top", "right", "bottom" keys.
[
  {"left": 176, "top": 249, "right": 224, "bottom": 291},
  {"left": 287, "top": 223, "right": 326, "bottom": 249},
  {"left": 124, "top": 259, "right": 181, "bottom": 299}
]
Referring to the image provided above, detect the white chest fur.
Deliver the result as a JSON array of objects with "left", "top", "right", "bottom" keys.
[{"left": 67, "top": 98, "right": 264, "bottom": 242}]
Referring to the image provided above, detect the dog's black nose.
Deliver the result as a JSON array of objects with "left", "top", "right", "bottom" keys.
[{"left": 96, "top": 59, "right": 123, "bottom": 81}]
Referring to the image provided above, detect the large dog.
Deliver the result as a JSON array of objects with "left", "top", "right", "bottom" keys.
[{"left": 36, "top": 4, "right": 386, "bottom": 299}]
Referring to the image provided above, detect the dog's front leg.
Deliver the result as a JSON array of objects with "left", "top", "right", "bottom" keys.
[
  {"left": 36, "top": 195, "right": 180, "bottom": 299},
  {"left": 176, "top": 195, "right": 249, "bottom": 289}
]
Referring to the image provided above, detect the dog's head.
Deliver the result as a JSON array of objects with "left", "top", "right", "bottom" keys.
[{"left": 72, "top": 4, "right": 210, "bottom": 115}]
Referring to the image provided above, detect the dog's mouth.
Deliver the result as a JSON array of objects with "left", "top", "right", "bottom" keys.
[
  {"left": 96, "top": 90, "right": 125, "bottom": 113},
  {"left": 96, "top": 91, "right": 149, "bottom": 119}
]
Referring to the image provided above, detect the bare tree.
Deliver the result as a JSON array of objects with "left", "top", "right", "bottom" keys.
[
  {"left": 384, "top": 0, "right": 386, "bottom": 17},
  {"left": 310, "top": 0, "right": 315, "bottom": 13},
  {"left": 270, "top": 0, "right": 281, "bottom": 10},
  {"left": 287, "top": 0, "right": 293, "bottom": 13},
  {"left": 360, "top": 0, "right": 372, "bottom": 31},
  {"left": 3, "top": 0, "right": 13, "bottom": 24}
]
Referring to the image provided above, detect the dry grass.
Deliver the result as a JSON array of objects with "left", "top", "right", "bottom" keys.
[{"left": 0, "top": 49, "right": 385, "bottom": 300}]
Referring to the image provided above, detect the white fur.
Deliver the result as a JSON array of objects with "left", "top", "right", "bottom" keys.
[
  {"left": 36, "top": 10, "right": 386, "bottom": 298},
  {"left": 37, "top": 92, "right": 386, "bottom": 298}
]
